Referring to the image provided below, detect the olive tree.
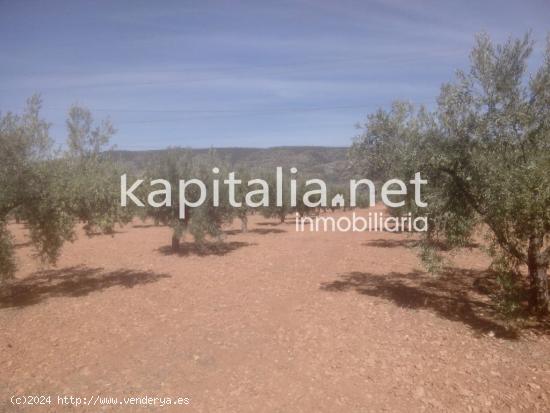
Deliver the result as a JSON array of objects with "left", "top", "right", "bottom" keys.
[
  {"left": 0, "top": 96, "right": 71, "bottom": 282},
  {"left": 0, "top": 96, "right": 132, "bottom": 282},
  {"left": 350, "top": 33, "right": 550, "bottom": 315},
  {"left": 65, "top": 104, "right": 134, "bottom": 234},
  {"left": 142, "top": 150, "right": 233, "bottom": 252},
  {"left": 222, "top": 168, "right": 254, "bottom": 232},
  {"left": 260, "top": 171, "right": 293, "bottom": 224}
]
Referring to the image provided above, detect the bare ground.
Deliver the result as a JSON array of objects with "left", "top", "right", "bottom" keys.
[{"left": 1, "top": 209, "right": 549, "bottom": 412}]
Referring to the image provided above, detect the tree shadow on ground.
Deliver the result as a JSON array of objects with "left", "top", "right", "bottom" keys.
[
  {"left": 13, "top": 240, "right": 32, "bottom": 249},
  {"left": 224, "top": 228, "right": 286, "bottom": 236},
  {"left": 157, "top": 241, "right": 253, "bottom": 257},
  {"left": 86, "top": 230, "right": 125, "bottom": 237},
  {"left": 362, "top": 238, "right": 480, "bottom": 250},
  {"left": 0, "top": 266, "right": 170, "bottom": 309},
  {"left": 257, "top": 221, "right": 285, "bottom": 227},
  {"left": 362, "top": 239, "right": 419, "bottom": 248},
  {"left": 133, "top": 223, "right": 165, "bottom": 229},
  {"left": 320, "top": 268, "right": 526, "bottom": 339}
]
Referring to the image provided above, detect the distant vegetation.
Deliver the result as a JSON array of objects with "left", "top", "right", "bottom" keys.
[
  {"left": 0, "top": 102, "right": 352, "bottom": 278},
  {"left": 109, "top": 146, "right": 350, "bottom": 186}
]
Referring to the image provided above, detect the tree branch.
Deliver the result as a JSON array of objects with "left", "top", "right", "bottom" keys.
[{"left": 437, "top": 166, "right": 527, "bottom": 262}]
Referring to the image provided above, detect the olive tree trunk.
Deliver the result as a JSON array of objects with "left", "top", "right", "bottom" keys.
[
  {"left": 240, "top": 215, "right": 248, "bottom": 233},
  {"left": 171, "top": 234, "right": 180, "bottom": 252},
  {"left": 527, "top": 235, "right": 549, "bottom": 315}
]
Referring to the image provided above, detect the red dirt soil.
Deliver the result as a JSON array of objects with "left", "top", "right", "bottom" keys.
[{"left": 1, "top": 209, "right": 549, "bottom": 412}]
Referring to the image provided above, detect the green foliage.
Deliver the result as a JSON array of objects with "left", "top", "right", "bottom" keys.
[
  {"left": 419, "top": 243, "right": 445, "bottom": 275},
  {"left": 494, "top": 271, "right": 523, "bottom": 319},
  {"left": 260, "top": 171, "right": 293, "bottom": 223},
  {"left": 350, "top": 33, "right": 550, "bottom": 314},
  {"left": 142, "top": 150, "right": 234, "bottom": 249},
  {"left": 0, "top": 96, "right": 132, "bottom": 281},
  {"left": 0, "top": 96, "right": 75, "bottom": 280},
  {"left": 0, "top": 224, "right": 16, "bottom": 283},
  {"left": 231, "top": 168, "right": 254, "bottom": 232},
  {"left": 64, "top": 105, "right": 133, "bottom": 234},
  {"left": 67, "top": 105, "right": 115, "bottom": 158},
  {"left": 490, "top": 254, "right": 524, "bottom": 318}
]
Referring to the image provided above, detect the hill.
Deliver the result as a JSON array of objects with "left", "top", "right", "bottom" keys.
[{"left": 109, "top": 146, "right": 351, "bottom": 184}]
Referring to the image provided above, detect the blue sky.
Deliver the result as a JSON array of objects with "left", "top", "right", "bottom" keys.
[{"left": 0, "top": 0, "right": 548, "bottom": 149}]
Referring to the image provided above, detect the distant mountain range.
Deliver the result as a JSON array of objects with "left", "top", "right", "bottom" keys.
[{"left": 109, "top": 146, "right": 351, "bottom": 184}]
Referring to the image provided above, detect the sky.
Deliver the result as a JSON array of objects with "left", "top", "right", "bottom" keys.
[{"left": 0, "top": 0, "right": 548, "bottom": 150}]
